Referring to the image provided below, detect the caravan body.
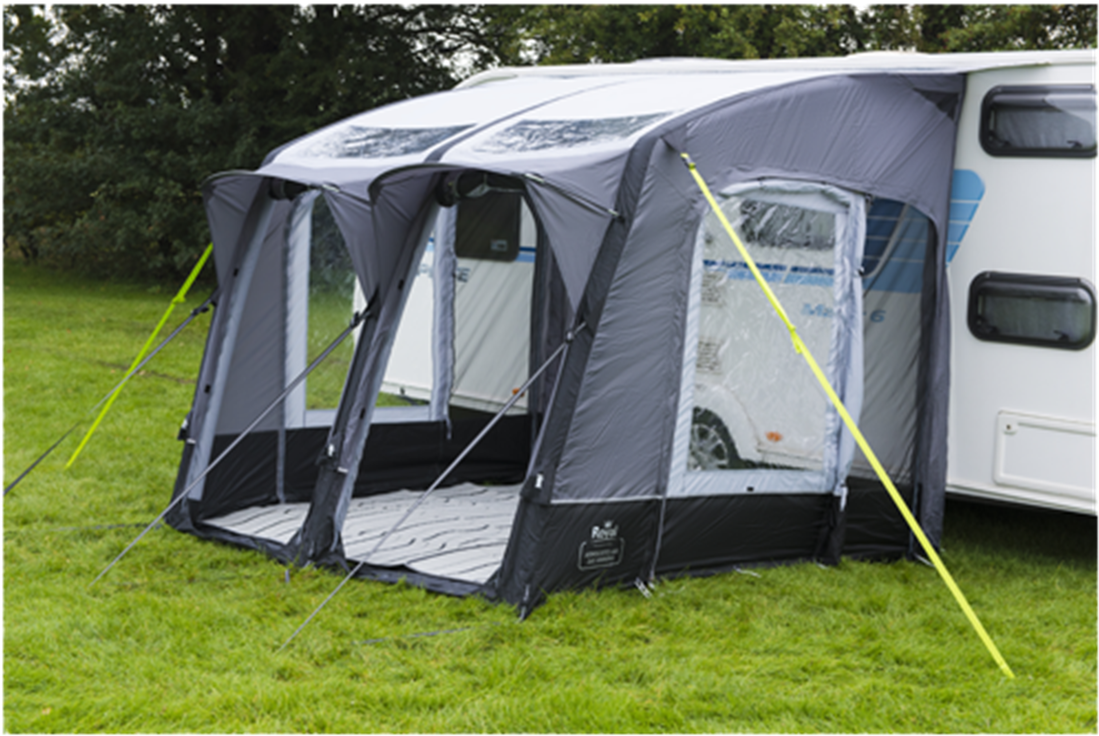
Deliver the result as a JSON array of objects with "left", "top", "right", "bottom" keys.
[
  {"left": 170, "top": 50, "right": 1094, "bottom": 611},
  {"left": 945, "top": 58, "right": 1095, "bottom": 514}
]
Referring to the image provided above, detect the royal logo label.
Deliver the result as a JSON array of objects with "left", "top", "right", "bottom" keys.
[{"left": 578, "top": 520, "right": 625, "bottom": 570}]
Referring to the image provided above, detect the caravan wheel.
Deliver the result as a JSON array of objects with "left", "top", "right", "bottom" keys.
[{"left": 689, "top": 408, "right": 744, "bottom": 471}]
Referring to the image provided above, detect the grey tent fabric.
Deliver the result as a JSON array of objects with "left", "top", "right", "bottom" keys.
[
  {"left": 170, "top": 59, "right": 968, "bottom": 609},
  {"left": 203, "top": 174, "right": 268, "bottom": 282}
]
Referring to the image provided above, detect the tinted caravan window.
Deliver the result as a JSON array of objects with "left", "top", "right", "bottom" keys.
[
  {"left": 981, "top": 85, "right": 1097, "bottom": 157},
  {"left": 455, "top": 191, "right": 522, "bottom": 262},
  {"left": 968, "top": 272, "right": 1096, "bottom": 350}
]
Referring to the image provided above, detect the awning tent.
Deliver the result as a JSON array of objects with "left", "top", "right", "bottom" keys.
[{"left": 167, "top": 58, "right": 964, "bottom": 612}]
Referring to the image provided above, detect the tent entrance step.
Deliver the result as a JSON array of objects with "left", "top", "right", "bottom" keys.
[{"left": 203, "top": 482, "right": 522, "bottom": 586}]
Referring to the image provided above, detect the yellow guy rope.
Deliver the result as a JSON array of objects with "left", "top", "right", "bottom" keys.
[
  {"left": 66, "top": 243, "right": 215, "bottom": 469},
  {"left": 681, "top": 153, "right": 1014, "bottom": 679}
]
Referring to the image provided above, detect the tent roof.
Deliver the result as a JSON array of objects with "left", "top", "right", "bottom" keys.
[
  {"left": 211, "top": 54, "right": 992, "bottom": 306},
  {"left": 263, "top": 69, "right": 831, "bottom": 178},
  {"left": 257, "top": 49, "right": 1094, "bottom": 188}
]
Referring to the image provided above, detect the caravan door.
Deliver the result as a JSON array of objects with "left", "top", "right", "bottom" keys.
[{"left": 379, "top": 193, "right": 539, "bottom": 416}]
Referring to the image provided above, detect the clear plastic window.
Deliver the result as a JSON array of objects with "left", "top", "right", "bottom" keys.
[
  {"left": 451, "top": 195, "right": 537, "bottom": 414},
  {"left": 380, "top": 241, "right": 436, "bottom": 406},
  {"left": 293, "top": 124, "right": 472, "bottom": 159},
  {"left": 981, "top": 85, "right": 1096, "bottom": 158},
  {"left": 475, "top": 113, "right": 668, "bottom": 153},
  {"left": 306, "top": 197, "right": 359, "bottom": 409},
  {"left": 690, "top": 193, "right": 840, "bottom": 472}
]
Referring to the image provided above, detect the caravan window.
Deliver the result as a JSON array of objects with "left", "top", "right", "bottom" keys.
[
  {"left": 981, "top": 85, "right": 1097, "bottom": 158},
  {"left": 968, "top": 272, "right": 1097, "bottom": 350},
  {"left": 455, "top": 191, "right": 523, "bottom": 262}
]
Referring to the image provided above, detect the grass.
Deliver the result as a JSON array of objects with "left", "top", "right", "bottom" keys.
[
  {"left": 306, "top": 288, "right": 358, "bottom": 410},
  {"left": 4, "top": 259, "right": 1097, "bottom": 733}
]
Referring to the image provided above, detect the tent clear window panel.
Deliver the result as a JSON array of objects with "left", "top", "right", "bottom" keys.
[
  {"left": 689, "top": 191, "right": 841, "bottom": 475},
  {"left": 304, "top": 196, "right": 360, "bottom": 412},
  {"left": 475, "top": 114, "right": 669, "bottom": 153}
]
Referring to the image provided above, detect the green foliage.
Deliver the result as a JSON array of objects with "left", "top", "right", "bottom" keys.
[
  {"left": 4, "top": 5, "right": 1096, "bottom": 285},
  {"left": 3, "top": 263, "right": 1097, "bottom": 732},
  {"left": 3, "top": 5, "right": 509, "bottom": 283},
  {"left": 850, "top": 4, "right": 1099, "bottom": 53},
  {"left": 486, "top": 4, "right": 1096, "bottom": 66},
  {"left": 486, "top": 5, "right": 867, "bottom": 63}
]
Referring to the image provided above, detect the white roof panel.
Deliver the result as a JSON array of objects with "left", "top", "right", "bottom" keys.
[
  {"left": 445, "top": 70, "right": 823, "bottom": 161},
  {"left": 272, "top": 76, "right": 615, "bottom": 166}
]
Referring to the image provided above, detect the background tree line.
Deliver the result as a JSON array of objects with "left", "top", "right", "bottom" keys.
[{"left": 4, "top": 5, "right": 1096, "bottom": 283}]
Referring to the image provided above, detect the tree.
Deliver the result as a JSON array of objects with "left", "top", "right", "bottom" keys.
[
  {"left": 5, "top": 5, "right": 1095, "bottom": 282},
  {"left": 486, "top": 5, "right": 869, "bottom": 64},
  {"left": 3, "top": 5, "right": 509, "bottom": 282},
  {"left": 487, "top": 4, "right": 1096, "bottom": 65},
  {"left": 857, "top": 3, "right": 1099, "bottom": 51}
]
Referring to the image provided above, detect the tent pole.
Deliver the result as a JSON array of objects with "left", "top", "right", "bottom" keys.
[
  {"left": 90, "top": 306, "right": 370, "bottom": 585},
  {"left": 4, "top": 290, "right": 218, "bottom": 497},
  {"left": 278, "top": 323, "right": 585, "bottom": 651},
  {"left": 680, "top": 152, "right": 1014, "bottom": 679}
]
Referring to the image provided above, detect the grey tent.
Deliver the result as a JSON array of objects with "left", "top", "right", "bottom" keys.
[{"left": 168, "top": 56, "right": 964, "bottom": 613}]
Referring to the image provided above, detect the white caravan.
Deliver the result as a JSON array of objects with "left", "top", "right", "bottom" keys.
[{"left": 375, "top": 50, "right": 1096, "bottom": 515}]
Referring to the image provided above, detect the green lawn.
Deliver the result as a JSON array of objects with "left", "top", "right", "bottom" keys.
[{"left": 4, "top": 260, "right": 1096, "bottom": 733}]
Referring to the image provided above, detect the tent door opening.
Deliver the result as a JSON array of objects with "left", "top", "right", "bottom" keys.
[
  {"left": 336, "top": 174, "right": 560, "bottom": 588},
  {"left": 200, "top": 177, "right": 553, "bottom": 591}
]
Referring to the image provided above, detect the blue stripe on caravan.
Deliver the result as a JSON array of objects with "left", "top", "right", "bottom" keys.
[
  {"left": 947, "top": 169, "right": 985, "bottom": 265},
  {"left": 949, "top": 201, "right": 980, "bottom": 222},
  {"left": 951, "top": 169, "right": 986, "bottom": 202},
  {"left": 864, "top": 207, "right": 927, "bottom": 294},
  {"left": 865, "top": 233, "right": 891, "bottom": 250},
  {"left": 784, "top": 273, "right": 833, "bottom": 287},
  {"left": 705, "top": 259, "right": 793, "bottom": 284},
  {"left": 751, "top": 262, "right": 787, "bottom": 283},
  {"left": 947, "top": 222, "right": 970, "bottom": 245},
  {"left": 866, "top": 216, "right": 898, "bottom": 239},
  {"left": 785, "top": 266, "right": 834, "bottom": 286},
  {"left": 870, "top": 258, "right": 924, "bottom": 294},
  {"left": 870, "top": 199, "right": 904, "bottom": 218},
  {"left": 890, "top": 227, "right": 929, "bottom": 260},
  {"left": 516, "top": 246, "right": 536, "bottom": 264}
]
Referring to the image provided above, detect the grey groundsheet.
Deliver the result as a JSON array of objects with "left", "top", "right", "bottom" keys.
[{"left": 203, "top": 482, "right": 521, "bottom": 584}]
